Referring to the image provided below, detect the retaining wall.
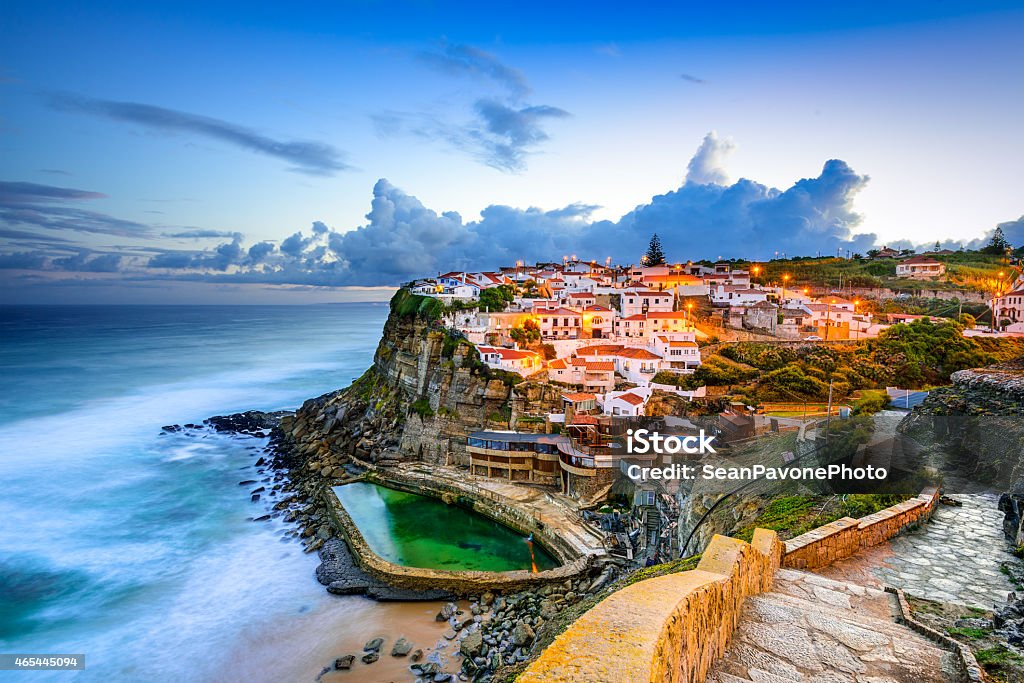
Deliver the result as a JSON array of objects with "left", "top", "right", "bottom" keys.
[
  {"left": 782, "top": 487, "right": 940, "bottom": 570},
  {"left": 518, "top": 530, "right": 784, "bottom": 683},
  {"left": 322, "top": 477, "right": 594, "bottom": 595}
]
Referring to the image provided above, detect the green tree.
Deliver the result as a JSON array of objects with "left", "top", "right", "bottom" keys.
[
  {"left": 983, "top": 226, "right": 1011, "bottom": 255},
  {"left": 643, "top": 233, "right": 667, "bottom": 266},
  {"left": 510, "top": 319, "right": 541, "bottom": 345},
  {"left": 478, "top": 284, "right": 515, "bottom": 311}
]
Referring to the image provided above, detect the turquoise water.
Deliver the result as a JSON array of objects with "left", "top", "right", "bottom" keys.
[
  {"left": 335, "top": 482, "right": 559, "bottom": 572},
  {"left": 0, "top": 304, "right": 389, "bottom": 681}
]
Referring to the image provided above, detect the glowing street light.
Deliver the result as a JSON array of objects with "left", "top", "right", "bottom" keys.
[{"left": 782, "top": 274, "right": 790, "bottom": 302}]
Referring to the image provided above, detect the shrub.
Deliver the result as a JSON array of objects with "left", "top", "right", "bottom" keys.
[{"left": 410, "top": 398, "right": 434, "bottom": 418}]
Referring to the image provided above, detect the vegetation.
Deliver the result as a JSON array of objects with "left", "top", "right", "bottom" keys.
[
  {"left": 733, "top": 493, "right": 913, "bottom": 541},
  {"left": 510, "top": 319, "right": 541, "bottom": 345},
  {"left": 409, "top": 398, "right": 434, "bottom": 418},
  {"left": 643, "top": 233, "right": 666, "bottom": 266},
  {"left": 478, "top": 284, "right": 515, "bottom": 312}
]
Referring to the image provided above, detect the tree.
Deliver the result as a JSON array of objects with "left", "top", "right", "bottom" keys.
[
  {"left": 643, "top": 233, "right": 666, "bottom": 266},
  {"left": 983, "top": 226, "right": 1012, "bottom": 255},
  {"left": 478, "top": 285, "right": 515, "bottom": 311},
  {"left": 510, "top": 319, "right": 541, "bottom": 346},
  {"left": 933, "top": 241, "right": 941, "bottom": 252}
]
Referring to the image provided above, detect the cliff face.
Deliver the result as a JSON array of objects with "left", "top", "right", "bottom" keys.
[{"left": 273, "top": 299, "right": 564, "bottom": 483}]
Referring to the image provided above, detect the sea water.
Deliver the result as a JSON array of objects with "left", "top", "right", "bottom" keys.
[{"left": 0, "top": 304, "right": 461, "bottom": 682}]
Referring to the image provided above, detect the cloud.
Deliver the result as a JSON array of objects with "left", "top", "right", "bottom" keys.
[
  {"left": 380, "top": 43, "right": 569, "bottom": 172},
  {"left": 48, "top": 94, "right": 350, "bottom": 176},
  {"left": 680, "top": 73, "right": 707, "bottom": 84},
  {"left": 685, "top": 131, "right": 735, "bottom": 185},
  {"left": 0, "top": 252, "right": 49, "bottom": 270},
  {"left": 419, "top": 43, "right": 531, "bottom": 99},
  {"left": 52, "top": 250, "right": 124, "bottom": 272},
  {"left": 471, "top": 101, "right": 571, "bottom": 171},
  {"left": 0, "top": 181, "right": 149, "bottom": 237},
  {"left": 164, "top": 229, "right": 243, "bottom": 239}
]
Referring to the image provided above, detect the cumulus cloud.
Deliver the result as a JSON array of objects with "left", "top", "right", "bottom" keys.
[
  {"left": 0, "top": 180, "right": 149, "bottom": 237},
  {"left": 52, "top": 250, "right": 124, "bottom": 272},
  {"left": 685, "top": 131, "right": 735, "bottom": 185},
  {"left": 48, "top": 94, "right": 350, "bottom": 176}
]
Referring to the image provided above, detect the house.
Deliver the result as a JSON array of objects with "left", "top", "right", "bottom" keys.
[
  {"left": 537, "top": 307, "right": 582, "bottom": 339},
  {"left": 644, "top": 311, "right": 695, "bottom": 335},
  {"left": 565, "top": 291, "right": 597, "bottom": 308},
  {"left": 993, "top": 285, "right": 1024, "bottom": 331},
  {"left": 896, "top": 256, "right": 945, "bottom": 279},
  {"left": 580, "top": 304, "right": 615, "bottom": 339},
  {"left": 871, "top": 246, "right": 901, "bottom": 259},
  {"left": 620, "top": 289, "right": 674, "bottom": 318},
  {"left": 476, "top": 346, "right": 543, "bottom": 376},
  {"left": 649, "top": 335, "right": 701, "bottom": 372},
  {"left": 615, "top": 313, "right": 649, "bottom": 338},
  {"left": 561, "top": 392, "right": 598, "bottom": 413},
  {"left": 710, "top": 284, "right": 768, "bottom": 307},
  {"left": 548, "top": 358, "right": 615, "bottom": 393},
  {"left": 610, "top": 347, "right": 662, "bottom": 384},
  {"left": 602, "top": 389, "right": 649, "bottom": 417}
]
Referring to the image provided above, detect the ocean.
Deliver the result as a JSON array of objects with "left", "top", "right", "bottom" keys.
[{"left": 0, "top": 304, "right": 461, "bottom": 682}]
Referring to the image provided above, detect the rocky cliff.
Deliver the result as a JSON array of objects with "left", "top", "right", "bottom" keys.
[{"left": 267, "top": 293, "right": 566, "bottom": 555}]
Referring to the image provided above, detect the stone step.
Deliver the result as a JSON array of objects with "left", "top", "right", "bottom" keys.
[{"left": 708, "top": 569, "right": 958, "bottom": 683}]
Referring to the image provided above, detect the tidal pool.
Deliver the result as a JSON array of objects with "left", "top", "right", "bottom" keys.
[{"left": 333, "top": 482, "right": 559, "bottom": 572}]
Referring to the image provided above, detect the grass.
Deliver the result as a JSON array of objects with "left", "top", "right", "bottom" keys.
[{"left": 733, "top": 493, "right": 914, "bottom": 542}]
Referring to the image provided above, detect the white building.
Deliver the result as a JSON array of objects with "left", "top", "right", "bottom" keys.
[
  {"left": 896, "top": 256, "right": 945, "bottom": 280},
  {"left": 476, "top": 346, "right": 543, "bottom": 376},
  {"left": 619, "top": 289, "right": 673, "bottom": 318}
]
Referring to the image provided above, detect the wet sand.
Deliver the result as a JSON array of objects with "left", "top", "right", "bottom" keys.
[{"left": 212, "top": 594, "right": 467, "bottom": 682}]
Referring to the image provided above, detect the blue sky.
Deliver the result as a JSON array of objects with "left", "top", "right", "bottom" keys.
[{"left": 1, "top": 1, "right": 1023, "bottom": 303}]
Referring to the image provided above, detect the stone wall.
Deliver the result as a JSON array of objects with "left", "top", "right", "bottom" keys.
[
  {"left": 322, "top": 483, "right": 593, "bottom": 596},
  {"left": 518, "top": 530, "right": 784, "bottom": 683},
  {"left": 782, "top": 488, "right": 940, "bottom": 570}
]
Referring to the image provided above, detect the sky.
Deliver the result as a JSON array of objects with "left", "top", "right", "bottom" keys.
[{"left": 1, "top": 1, "right": 1023, "bottom": 303}]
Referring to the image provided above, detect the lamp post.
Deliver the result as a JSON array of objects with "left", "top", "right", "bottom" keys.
[
  {"left": 853, "top": 300, "right": 860, "bottom": 340},
  {"left": 824, "top": 298, "right": 835, "bottom": 340},
  {"left": 782, "top": 274, "right": 790, "bottom": 304}
]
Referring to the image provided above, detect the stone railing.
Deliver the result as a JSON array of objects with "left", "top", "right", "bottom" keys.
[
  {"left": 518, "top": 529, "right": 784, "bottom": 683},
  {"left": 783, "top": 487, "right": 940, "bottom": 570}
]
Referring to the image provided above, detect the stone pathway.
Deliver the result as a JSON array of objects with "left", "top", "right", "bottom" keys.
[
  {"left": 708, "top": 569, "right": 959, "bottom": 683},
  {"left": 818, "top": 493, "right": 1017, "bottom": 609}
]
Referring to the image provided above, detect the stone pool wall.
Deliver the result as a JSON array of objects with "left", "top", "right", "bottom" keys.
[
  {"left": 321, "top": 478, "right": 593, "bottom": 595},
  {"left": 782, "top": 487, "right": 940, "bottom": 570}
]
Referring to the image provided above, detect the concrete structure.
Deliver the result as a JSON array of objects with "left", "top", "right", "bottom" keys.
[{"left": 466, "top": 431, "right": 563, "bottom": 485}]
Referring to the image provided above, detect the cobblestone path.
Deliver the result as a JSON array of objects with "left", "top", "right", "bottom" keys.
[{"left": 818, "top": 493, "right": 1017, "bottom": 609}]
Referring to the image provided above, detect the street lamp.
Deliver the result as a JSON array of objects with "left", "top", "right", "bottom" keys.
[
  {"left": 853, "top": 300, "right": 860, "bottom": 340},
  {"left": 782, "top": 274, "right": 790, "bottom": 303}
]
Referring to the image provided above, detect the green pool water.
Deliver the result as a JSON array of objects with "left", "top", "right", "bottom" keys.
[{"left": 333, "top": 482, "right": 559, "bottom": 572}]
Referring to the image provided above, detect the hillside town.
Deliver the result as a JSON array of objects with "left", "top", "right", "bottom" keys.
[{"left": 406, "top": 237, "right": 1023, "bottom": 420}]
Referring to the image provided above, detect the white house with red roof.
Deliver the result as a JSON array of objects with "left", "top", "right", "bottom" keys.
[
  {"left": 896, "top": 256, "right": 945, "bottom": 279},
  {"left": 601, "top": 388, "right": 651, "bottom": 417},
  {"left": 620, "top": 289, "right": 673, "bottom": 318},
  {"left": 537, "top": 307, "right": 582, "bottom": 339},
  {"left": 710, "top": 284, "right": 768, "bottom": 307},
  {"left": 476, "top": 345, "right": 543, "bottom": 376},
  {"left": 580, "top": 304, "right": 615, "bottom": 339},
  {"left": 547, "top": 357, "right": 615, "bottom": 392},
  {"left": 649, "top": 335, "right": 701, "bottom": 372},
  {"left": 994, "top": 277, "right": 1024, "bottom": 331},
  {"left": 564, "top": 291, "right": 596, "bottom": 307}
]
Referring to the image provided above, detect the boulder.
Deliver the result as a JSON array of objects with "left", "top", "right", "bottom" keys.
[
  {"left": 460, "top": 631, "right": 483, "bottom": 658},
  {"left": 334, "top": 655, "right": 355, "bottom": 670},
  {"left": 363, "top": 637, "right": 384, "bottom": 652},
  {"left": 360, "top": 652, "right": 379, "bottom": 664},
  {"left": 391, "top": 637, "right": 413, "bottom": 657},
  {"left": 512, "top": 621, "right": 535, "bottom": 647}
]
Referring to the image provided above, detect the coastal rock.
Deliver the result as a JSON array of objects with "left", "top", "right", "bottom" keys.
[
  {"left": 334, "top": 655, "right": 355, "bottom": 670},
  {"left": 511, "top": 621, "right": 535, "bottom": 647},
  {"left": 360, "top": 652, "right": 379, "bottom": 664},
  {"left": 391, "top": 637, "right": 413, "bottom": 656},
  {"left": 363, "top": 637, "right": 384, "bottom": 652},
  {"left": 459, "top": 631, "right": 483, "bottom": 658}
]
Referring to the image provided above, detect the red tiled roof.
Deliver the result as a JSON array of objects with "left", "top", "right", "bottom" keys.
[
  {"left": 900, "top": 255, "right": 942, "bottom": 265},
  {"left": 645, "top": 311, "right": 689, "bottom": 319},
  {"left": 576, "top": 344, "right": 624, "bottom": 356},
  {"left": 614, "top": 348, "right": 661, "bottom": 359},
  {"left": 617, "top": 392, "right": 645, "bottom": 406},
  {"left": 548, "top": 358, "right": 569, "bottom": 369},
  {"left": 562, "top": 392, "right": 597, "bottom": 403},
  {"left": 568, "top": 292, "right": 595, "bottom": 298},
  {"left": 570, "top": 414, "right": 599, "bottom": 425},
  {"left": 585, "top": 361, "right": 615, "bottom": 371}
]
